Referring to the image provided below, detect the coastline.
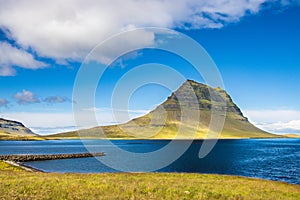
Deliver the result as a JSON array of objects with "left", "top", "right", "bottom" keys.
[
  {"left": 39, "top": 136, "right": 289, "bottom": 141},
  {"left": 1, "top": 138, "right": 299, "bottom": 186},
  {"left": 2, "top": 160, "right": 299, "bottom": 186},
  {"left": 0, "top": 136, "right": 296, "bottom": 141},
  {"left": 0, "top": 161, "right": 300, "bottom": 200},
  {"left": 3, "top": 160, "right": 44, "bottom": 172},
  {"left": 1, "top": 133, "right": 294, "bottom": 141},
  {"left": 1, "top": 160, "right": 299, "bottom": 199}
]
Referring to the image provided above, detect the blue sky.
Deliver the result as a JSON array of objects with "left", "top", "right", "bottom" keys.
[{"left": 0, "top": 1, "right": 300, "bottom": 135}]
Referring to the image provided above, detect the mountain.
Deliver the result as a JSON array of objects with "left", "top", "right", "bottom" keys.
[
  {"left": 0, "top": 118, "right": 40, "bottom": 140},
  {"left": 50, "top": 80, "right": 279, "bottom": 139}
]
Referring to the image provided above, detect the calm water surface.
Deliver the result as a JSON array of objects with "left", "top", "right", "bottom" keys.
[{"left": 0, "top": 139, "right": 299, "bottom": 184}]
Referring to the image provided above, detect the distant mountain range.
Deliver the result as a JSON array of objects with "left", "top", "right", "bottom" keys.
[{"left": 48, "top": 80, "right": 280, "bottom": 139}]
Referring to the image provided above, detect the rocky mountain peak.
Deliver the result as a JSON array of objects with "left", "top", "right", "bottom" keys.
[{"left": 162, "top": 80, "right": 247, "bottom": 120}]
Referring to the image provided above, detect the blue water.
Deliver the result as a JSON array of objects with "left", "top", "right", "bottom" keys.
[{"left": 0, "top": 139, "right": 299, "bottom": 184}]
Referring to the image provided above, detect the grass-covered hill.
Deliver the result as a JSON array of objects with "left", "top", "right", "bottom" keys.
[
  {"left": 0, "top": 118, "right": 43, "bottom": 140},
  {"left": 49, "top": 80, "right": 280, "bottom": 139}
]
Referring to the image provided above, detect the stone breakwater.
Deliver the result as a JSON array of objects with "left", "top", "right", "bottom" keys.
[{"left": 0, "top": 152, "right": 105, "bottom": 162}]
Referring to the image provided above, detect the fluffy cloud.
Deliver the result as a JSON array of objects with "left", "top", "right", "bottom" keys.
[
  {"left": 244, "top": 109, "right": 300, "bottom": 134},
  {"left": 2, "top": 112, "right": 76, "bottom": 135},
  {"left": 1, "top": 111, "right": 119, "bottom": 135},
  {"left": 0, "top": 0, "right": 293, "bottom": 65},
  {"left": 2, "top": 107, "right": 150, "bottom": 134},
  {"left": 7, "top": 92, "right": 72, "bottom": 106},
  {"left": 257, "top": 120, "right": 300, "bottom": 134},
  {"left": 244, "top": 109, "right": 300, "bottom": 123},
  {"left": 13, "top": 90, "right": 40, "bottom": 105},
  {"left": 0, "top": 98, "right": 9, "bottom": 108},
  {"left": 43, "top": 96, "right": 71, "bottom": 104},
  {"left": 0, "top": 42, "right": 46, "bottom": 76}
]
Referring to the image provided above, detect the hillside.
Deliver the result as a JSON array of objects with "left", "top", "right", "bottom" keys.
[
  {"left": 50, "top": 80, "right": 279, "bottom": 139},
  {"left": 284, "top": 134, "right": 300, "bottom": 138},
  {"left": 0, "top": 118, "right": 41, "bottom": 140}
]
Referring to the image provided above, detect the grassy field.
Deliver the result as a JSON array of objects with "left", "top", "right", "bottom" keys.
[
  {"left": 0, "top": 131, "right": 44, "bottom": 141},
  {"left": 284, "top": 134, "right": 300, "bottom": 138},
  {"left": 0, "top": 161, "right": 299, "bottom": 199}
]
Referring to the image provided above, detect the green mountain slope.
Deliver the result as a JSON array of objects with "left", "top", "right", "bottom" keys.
[
  {"left": 48, "top": 80, "right": 280, "bottom": 139},
  {"left": 50, "top": 80, "right": 279, "bottom": 139}
]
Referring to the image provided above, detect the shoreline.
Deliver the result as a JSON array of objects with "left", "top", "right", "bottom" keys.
[
  {"left": 1, "top": 135, "right": 297, "bottom": 141},
  {"left": 3, "top": 160, "right": 44, "bottom": 172},
  {"left": 1, "top": 160, "right": 299, "bottom": 200},
  {"left": 2, "top": 160, "right": 299, "bottom": 186},
  {"left": 38, "top": 136, "right": 290, "bottom": 140}
]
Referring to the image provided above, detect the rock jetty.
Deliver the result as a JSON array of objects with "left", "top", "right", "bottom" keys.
[{"left": 0, "top": 152, "right": 105, "bottom": 162}]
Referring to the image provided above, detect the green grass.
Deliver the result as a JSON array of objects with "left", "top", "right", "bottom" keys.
[
  {"left": 0, "top": 131, "right": 45, "bottom": 141},
  {"left": 0, "top": 161, "right": 299, "bottom": 200},
  {"left": 284, "top": 134, "right": 300, "bottom": 138},
  {"left": 0, "top": 161, "right": 25, "bottom": 172}
]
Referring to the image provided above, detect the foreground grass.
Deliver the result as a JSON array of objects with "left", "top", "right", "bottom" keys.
[{"left": 0, "top": 161, "right": 299, "bottom": 199}]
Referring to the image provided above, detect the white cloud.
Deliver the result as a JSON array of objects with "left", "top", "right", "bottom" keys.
[
  {"left": 88, "top": 29, "right": 155, "bottom": 64},
  {"left": 13, "top": 90, "right": 40, "bottom": 105},
  {"left": 0, "top": 0, "right": 291, "bottom": 65},
  {"left": 2, "top": 112, "right": 74, "bottom": 128},
  {"left": 30, "top": 126, "right": 80, "bottom": 136},
  {"left": 257, "top": 120, "right": 300, "bottom": 134},
  {"left": 2, "top": 112, "right": 76, "bottom": 135},
  {"left": 244, "top": 109, "right": 300, "bottom": 134},
  {"left": 2, "top": 108, "right": 149, "bottom": 135},
  {"left": 0, "top": 42, "right": 46, "bottom": 76},
  {"left": 0, "top": 98, "right": 9, "bottom": 108},
  {"left": 83, "top": 107, "right": 149, "bottom": 114},
  {"left": 84, "top": 107, "right": 150, "bottom": 121},
  {"left": 43, "top": 96, "right": 71, "bottom": 104},
  {"left": 244, "top": 110, "right": 300, "bottom": 123}
]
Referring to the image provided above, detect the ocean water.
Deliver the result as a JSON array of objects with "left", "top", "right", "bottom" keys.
[{"left": 0, "top": 139, "right": 299, "bottom": 184}]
